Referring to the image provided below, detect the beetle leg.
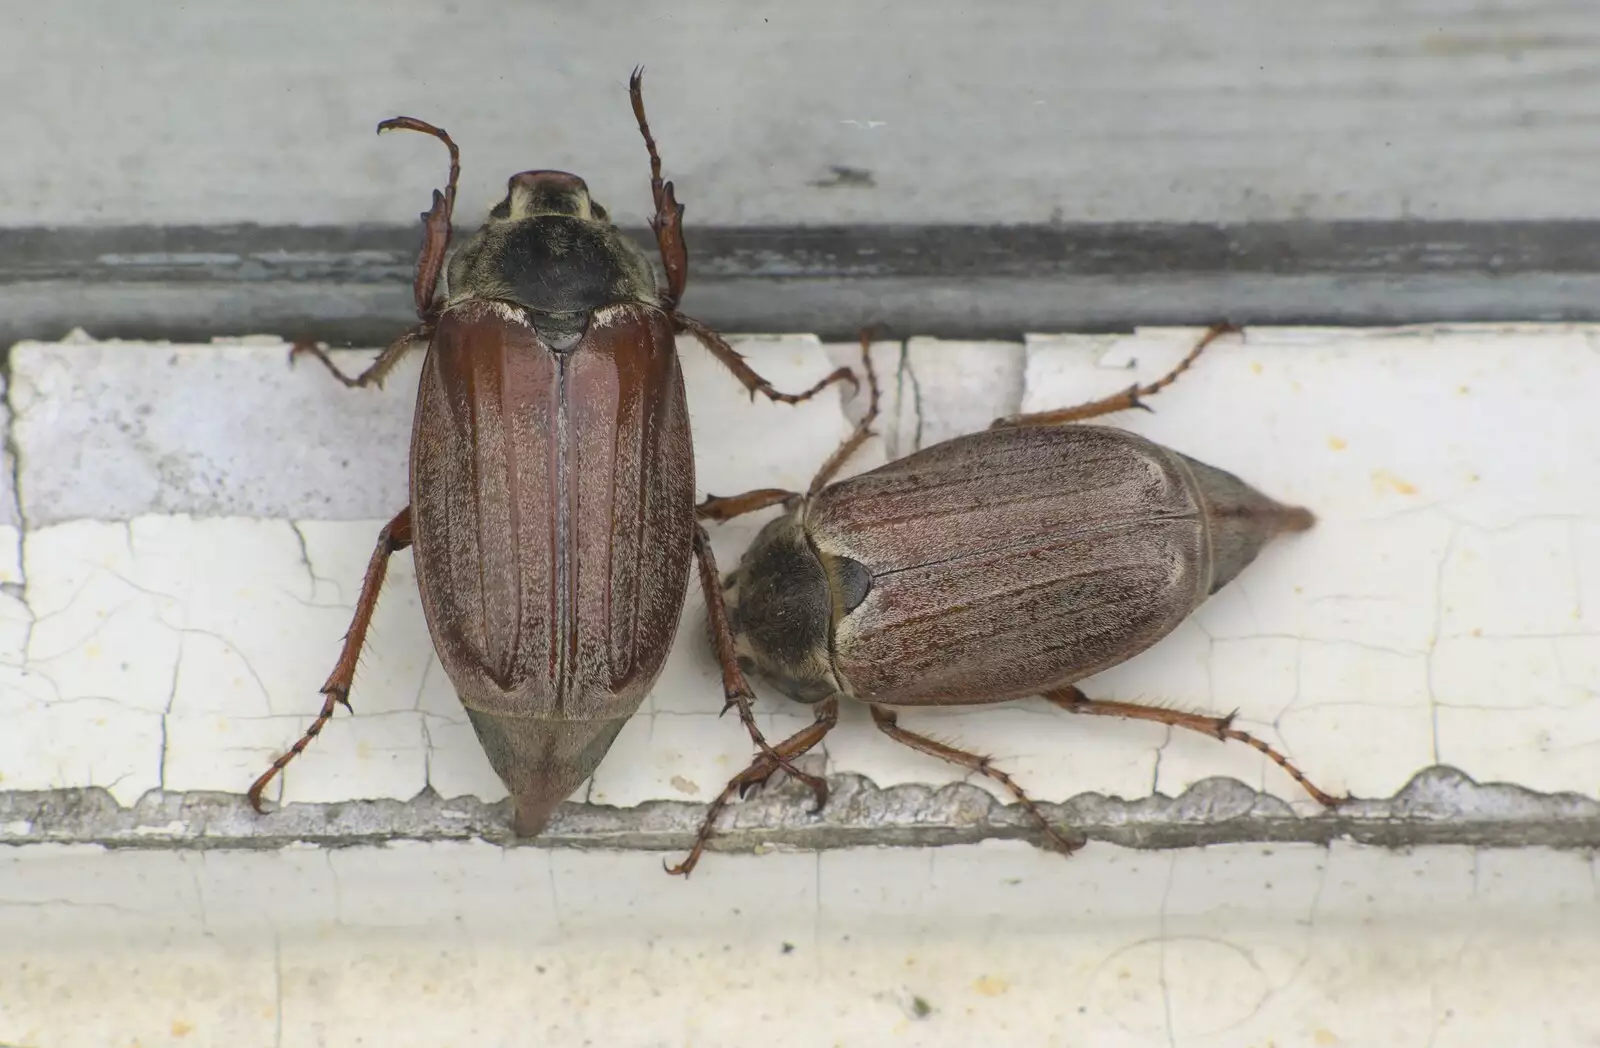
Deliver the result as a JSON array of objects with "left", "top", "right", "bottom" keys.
[
  {"left": 693, "top": 523, "right": 829, "bottom": 805},
  {"left": 676, "top": 313, "right": 860, "bottom": 406},
  {"left": 665, "top": 697, "right": 840, "bottom": 878},
  {"left": 1042, "top": 685, "right": 1346, "bottom": 808},
  {"left": 247, "top": 507, "right": 414, "bottom": 812},
  {"left": 694, "top": 329, "right": 883, "bottom": 521},
  {"left": 377, "top": 116, "right": 461, "bottom": 319},
  {"left": 627, "top": 68, "right": 688, "bottom": 309},
  {"left": 288, "top": 324, "right": 430, "bottom": 389},
  {"left": 990, "top": 322, "right": 1240, "bottom": 429},
  {"left": 291, "top": 117, "right": 458, "bottom": 390},
  {"left": 807, "top": 328, "right": 884, "bottom": 494},
  {"left": 696, "top": 488, "right": 799, "bottom": 522},
  {"left": 867, "top": 705, "right": 1087, "bottom": 856}
]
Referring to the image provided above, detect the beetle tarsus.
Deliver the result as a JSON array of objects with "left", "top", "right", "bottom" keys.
[
  {"left": 990, "top": 321, "right": 1241, "bottom": 429},
  {"left": 1041, "top": 685, "right": 1344, "bottom": 808}
]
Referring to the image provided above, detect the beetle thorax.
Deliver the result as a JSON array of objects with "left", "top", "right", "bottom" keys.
[{"left": 723, "top": 511, "right": 841, "bottom": 704}]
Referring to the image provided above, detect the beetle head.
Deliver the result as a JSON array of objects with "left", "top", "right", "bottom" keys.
[
  {"left": 722, "top": 510, "right": 841, "bottom": 704},
  {"left": 489, "top": 170, "right": 611, "bottom": 224}
]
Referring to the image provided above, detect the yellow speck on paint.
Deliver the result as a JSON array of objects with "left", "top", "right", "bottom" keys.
[
  {"left": 356, "top": 741, "right": 372, "bottom": 760},
  {"left": 1327, "top": 436, "right": 1347, "bottom": 451},
  {"left": 1314, "top": 1030, "right": 1340, "bottom": 1046},
  {"left": 1457, "top": 385, "right": 1470, "bottom": 395},
  {"left": 171, "top": 1019, "right": 195, "bottom": 1037},
  {"left": 972, "top": 976, "right": 1008, "bottom": 997},
  {"left": 669, "top": 775, "right": 699, "bottom": 795},
  {"left": 1250, "top": 361, "right": 1264, "bottom": 375},
  {"left": 1371, "top": 469, "right": 1418, "bottom": 496},
  {"left": 86, "top": 643, "right": 102, "bottom": 659}
]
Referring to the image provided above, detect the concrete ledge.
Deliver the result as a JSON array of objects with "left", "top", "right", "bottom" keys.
[{"left": 6, "top": 768, "right": 1598, "bottom": 855}]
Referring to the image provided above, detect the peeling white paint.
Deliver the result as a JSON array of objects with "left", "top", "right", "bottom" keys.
[{"left": 4, "top": 327, "right": 1598, "bottom": 819}]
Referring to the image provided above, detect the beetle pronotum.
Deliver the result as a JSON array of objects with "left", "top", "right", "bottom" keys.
[
  {"left": 671, "top": 325, "right": 1343, "bottom": 874},
  {"left": 247, "top": 70, "right": 854, "bottom": 836}
]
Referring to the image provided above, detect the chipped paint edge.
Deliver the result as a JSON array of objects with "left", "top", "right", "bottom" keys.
[{"left": 3, "top": 767, "right": 1597, "bottom": 855}]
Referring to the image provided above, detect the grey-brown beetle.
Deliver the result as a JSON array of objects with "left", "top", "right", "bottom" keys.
[
  {"left": 671, "top": 326, "right": 1342, "bottom": 873},
  {"left": 247, "top": 70, "right": 852, "bottom": 836}
]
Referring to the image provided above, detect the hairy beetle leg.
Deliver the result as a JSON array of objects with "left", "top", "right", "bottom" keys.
[
  {"left": 867, "top": 706, "right": 1087, "bottom": 856},
  {"left": 676, "top": 314, "right": 860, "bottom": 407},
  {"left": 693, "top": 523, "right": 829, "bottom": 803},
  {"left": 666, "top": 698, "right": 840, "bottom": 877},
  {"left": 247, "top": 507, "right": 414, "bottom": 811},
  {"left": 288, "top": 324, "right": 431, "bottom": 389},
  {"left": 1042, "top": 685, "right": 1346, "bottom": 808},
  {"left": 991, "top": 321, "right": 1241, "bottom": 429}
]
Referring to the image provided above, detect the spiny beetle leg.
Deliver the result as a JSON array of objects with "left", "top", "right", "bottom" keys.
[
  {"left": 676, "top": 314, "right": 859, "bottom": 407},
  {"left": 377, "top": 116, "right": 461, "bottom": 319},
  {"left": 247, "top": 507, "right": 414, "bottom": 811},
  {"left": 868, "top": 705, "right": 1087, "bottom": 856},
  {"left": 990, "top": 321, "right": 1242, "bottom": 429},
  {"left": 288, "top": 324, "right": 430, "bottom": 389},
  {"left": 627, "top": 68, "right": 688, "bottom": 309},
  {"left": 666, "top": 698, "right": 839, "bottom": 877},
  {"left": 805, "top": 328, "right": 885, "bottom": 495},
  {"left": 693, "top": 523, "right": 828, "bottom": 804},
  {"left": 1041, "top": 685, "right": 1346, "bottom": 808}
]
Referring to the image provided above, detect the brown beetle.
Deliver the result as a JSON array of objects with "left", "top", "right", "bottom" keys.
[
  {"left": 247, "top": 70, "right": 853, "bottom": 835},
  {"left": 672, "top": 326, "right": 1342, "bottom": 873}
]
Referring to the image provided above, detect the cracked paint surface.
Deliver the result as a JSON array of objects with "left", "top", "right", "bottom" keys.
[{"left": 2, "top": 326, "right": 1598, "bottom": 824}]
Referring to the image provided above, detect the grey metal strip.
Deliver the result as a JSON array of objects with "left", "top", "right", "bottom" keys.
[{"left": 3, "top": 222, "right": 1599, "bottom": 343}]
